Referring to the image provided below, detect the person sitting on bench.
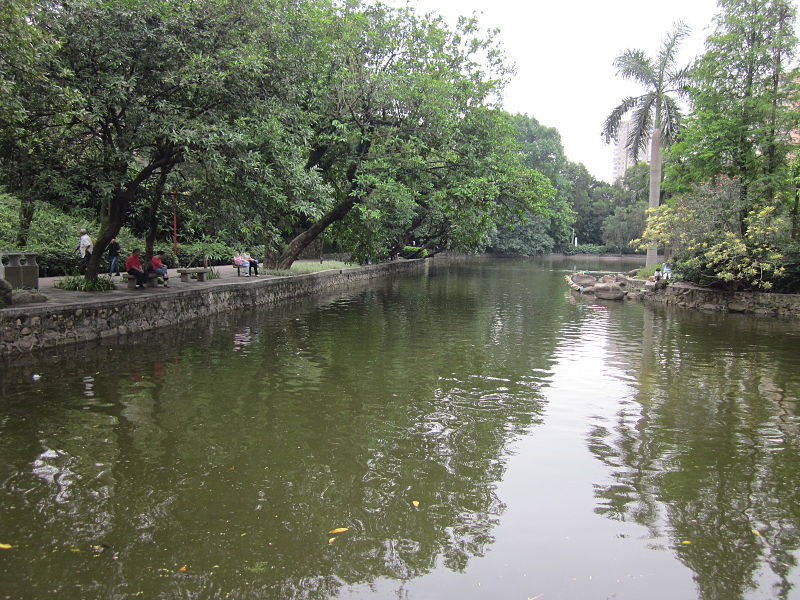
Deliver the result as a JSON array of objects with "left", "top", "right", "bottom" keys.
[
  {"left": 126, "top": 248, "right": 148, "bottom": 289},
  {"left": 150, "top": 250, "right": 169, "bottom": 287},
  {"left": 242, "top": 249, "right": 259, "bottom": 276},
  {"left": 233, "top": 253, "right": 251, "bottom": 277}
]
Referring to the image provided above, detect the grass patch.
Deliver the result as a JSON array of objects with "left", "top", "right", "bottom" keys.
[
  {"left": 54, "top": 274, "right": 118, "bottom": 291},
  {"left": 262, "top": 260, "right": 355, "bottom": 277},
  {"left": 636, "top": 265, "right": 662, "bottom": 279}
]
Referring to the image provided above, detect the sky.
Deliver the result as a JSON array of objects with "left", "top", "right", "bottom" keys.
[{"left": 399, "top": 0, "right": 721, "bottom": 183}]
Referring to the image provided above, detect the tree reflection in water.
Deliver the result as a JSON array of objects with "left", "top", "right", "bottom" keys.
[
  {"left": 590, "top": 306, "right": 800, "bottom": 600},
  {"left": 0, "top": 265, "right": 563, "bottom": 600}
]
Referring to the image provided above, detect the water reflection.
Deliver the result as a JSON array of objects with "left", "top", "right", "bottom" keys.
[
  {"left": 590, "top": 304, "right": 800, "bottom": 600},
  {"left": 0, "top": 264, "right": 564, "bottom": 599},
  {"left": 1, "top": 259, "right": 799, "bottom": 599}
]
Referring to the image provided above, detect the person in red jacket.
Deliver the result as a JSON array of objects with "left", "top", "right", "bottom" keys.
[
  {"left": 126, "top": 248, "right": 148, "bottom": 289},
  {"left": 150, "top": 250, "right": 169, "bottom": 287}
]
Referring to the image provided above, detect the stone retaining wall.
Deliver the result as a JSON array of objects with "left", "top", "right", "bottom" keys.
[
  {"left": 640, "top": 281, "right": 800, "bottom": 318},
  {"left": 0, "top": 260, "right": 425, "bottom": 357}
]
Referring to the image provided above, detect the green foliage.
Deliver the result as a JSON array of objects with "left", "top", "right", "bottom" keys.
[
  {"left": 262, "top": 261, "right": 354, "bottom": 277},
  {"left": 602, "top": 201, "right": 647, "bottom": 253},
  {"left": 666, "top": 0, "right": 798, "bottom": 204},
  {"left": 54, "top": 275, "right": 117, "bottom": 292},
  {"left": 636, "top": 264, "right": 662, "bottom": 279},
  {"left": 178, "top": 239, "right": 237, "bottom": 267},
  {"left": 561, "top": 244, "right": 609, "bottom": 255},
  {"left": 489, "top": 114, "right": 574, "bottom": 255},
  {"left": 640, "top": 176, "right": 794, "bottom": 290},
  {"left": 398, "top": 246, "right": 428, "bottom": 259}
]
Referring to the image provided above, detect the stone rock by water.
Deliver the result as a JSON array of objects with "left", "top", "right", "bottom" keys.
[
  {"left": 593, "top": 282, "right": 626, "bottom": 300},
  {"left": 571, "top": 273, "right": 597, "bottom": 287},
  {"left": 12, "top": 290, "right": 48, "bottom": 305}
]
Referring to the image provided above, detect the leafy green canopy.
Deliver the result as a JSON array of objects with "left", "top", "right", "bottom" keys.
[{"left": 0, "top": 0, "right": 555, "bottom": 274}]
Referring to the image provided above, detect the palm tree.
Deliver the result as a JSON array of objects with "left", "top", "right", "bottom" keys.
[{"left": 602, "top": 23, "right": 692, "bottom": 266}]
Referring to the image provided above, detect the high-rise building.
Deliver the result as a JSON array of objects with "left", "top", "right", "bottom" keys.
[{"left": 612, "top": 119, "right": 651, "bottom": 182}]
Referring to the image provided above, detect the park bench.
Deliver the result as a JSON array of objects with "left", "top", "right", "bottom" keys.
[
  {"left": 177, "top": 267, "right": 211, "bottom": 283},
  {"left": 121, "top": 272, "right": 160, "bottom": 289}
]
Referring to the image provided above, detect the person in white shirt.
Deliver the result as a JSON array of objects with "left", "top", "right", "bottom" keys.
[{"left": 78, "top": 228, "right": 93, "bottom": 274}]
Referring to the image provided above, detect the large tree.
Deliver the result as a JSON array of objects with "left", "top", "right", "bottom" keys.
[
  {"left": 602, "top": 24, "right": 692, "bottom": 266},
  {"left": 20, "top": 0, "right": 313, "bottom": 278},
  {"left": 667, "top": 0, "right": 798, "bottom": 230},
  {"left": 266, "top": 4, "right": 539, "bottom": 269}
]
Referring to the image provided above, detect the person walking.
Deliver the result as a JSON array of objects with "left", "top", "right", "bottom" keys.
[
  {"left": 78, "top": 228, "right": 93, "bottom": 275},
  {"left": 107, "top": 238, "right": 121, "bottom": 276}
]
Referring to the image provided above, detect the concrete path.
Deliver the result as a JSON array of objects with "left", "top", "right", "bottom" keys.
[{"left": 22, "top": 264, "right": 280, "bottom": 308}]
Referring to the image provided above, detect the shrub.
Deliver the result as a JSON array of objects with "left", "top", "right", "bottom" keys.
[
  {"left": 54, "top": 275, "right": 118, "bottom": 292},
  {"left": 176, "top": 239, "right": 237, "bottom": 267},
  {"left": 28, "top": 247, "right": 82, "bottom": 276},
  {"left": 399, "top": 246, "right": 429, "bottom": 259},
  {"left": 562, "top": 244, "right": 608, "bottom": 255},
  {"left": 636, "top": 265, "right": 664, "bottom": 279}
]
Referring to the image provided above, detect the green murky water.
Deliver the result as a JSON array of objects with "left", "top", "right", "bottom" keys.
[{"left": 1, "top": 258, "right": 800, "bottom": 600}]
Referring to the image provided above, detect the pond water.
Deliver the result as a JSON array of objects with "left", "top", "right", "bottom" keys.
[{"left": 2, "top": 257, "right": 800, "bottom": 600}]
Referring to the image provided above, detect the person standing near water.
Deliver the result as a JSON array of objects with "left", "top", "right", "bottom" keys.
[{"left": 107, "top": 238, "right": 121, "bottom": 276}]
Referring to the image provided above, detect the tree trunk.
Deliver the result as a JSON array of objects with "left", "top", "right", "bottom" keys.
[
  {"left": 17, "top": 195, "right": 35, "bottom": 248},
  {"left": 145, "top": 168, "right": 169, "bottom": 263},
  {"left": 85, "top": 186, "right": 135, "bottom": 280},
  {"left": 275, "top": 196, "right": 359, "bottom": 269},
  {"left": 646, "top": 128, "right": 662, "bottom": 267},
  {"left": 273, "top": 139, "right": 372, "bottom": 270}
]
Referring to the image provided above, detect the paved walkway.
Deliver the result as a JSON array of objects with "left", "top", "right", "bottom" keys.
[{"left": 18, "top": 264, "right": 282, "bottom": 309}]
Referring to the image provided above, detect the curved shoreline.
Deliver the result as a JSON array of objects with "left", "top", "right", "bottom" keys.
[
  {"left": 0, "top": 260, "right": 425, "bottom": 357},
  {"left": 3, "top": 255, "right": 799, "bottom": 357},
  {"left": 636, "top": 281, "right": 800, "bottom": 318}
]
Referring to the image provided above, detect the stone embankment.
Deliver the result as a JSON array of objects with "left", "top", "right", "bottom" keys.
[
  {"left": 0, "top": 260, "right": 424, "bottom": 357},
  {"left": 638, "top": 281, "right": 800, "bottom": 318}
]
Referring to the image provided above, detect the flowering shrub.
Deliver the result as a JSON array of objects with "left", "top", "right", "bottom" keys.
[{"left": 638, "top": 176, "right": 794, "bottom": 291}]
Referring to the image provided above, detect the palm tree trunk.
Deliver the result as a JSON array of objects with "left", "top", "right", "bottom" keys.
[{"left": 646, "top": 128, "right": 662, "bottom": 267}]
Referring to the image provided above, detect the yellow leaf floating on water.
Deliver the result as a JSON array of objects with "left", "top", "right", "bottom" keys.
[
  {"left": 0, "top": 543, "right": 12, "bottom": 550},
  {"left": 412, "top": 500, "right": 420, "bottom": 507},
  {"left": 681, "top": 540, "right": 693, "bottom": 545},
  {"left": 328, "top": 528, "right": 349, "bottom": 534},
  {"left": 752, "top": 529, "right": 762, "bottom": 536},
  {"left": 328, "top": 537, "right": 336, "bottom": 545}
]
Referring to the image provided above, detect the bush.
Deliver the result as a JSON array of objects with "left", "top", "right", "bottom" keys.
[
  {"left": 399, "top": 246, "right": 429, "bottom": 259},
  {"left": 561, "top": 244, "right": 608, "bottom": 255},
  {"left": 29, "top": 247, "right": 82, "bottom": 276},
  {"left": 176, "top": 239, "right": 237, "bottom": 267},
  {"left": 636, "top": 264, "right": 664, "bottom": 279},
  {"left": 54, "top": 275, "right": 118, "bottom": 292}
]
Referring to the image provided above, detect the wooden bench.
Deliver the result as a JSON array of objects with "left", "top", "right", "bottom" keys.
[
  {"left": 121, "top": 272, "right": 160, "bottom": 289},
  {"left": 177, "top": 267, "right": 211, "bottom": 283}
]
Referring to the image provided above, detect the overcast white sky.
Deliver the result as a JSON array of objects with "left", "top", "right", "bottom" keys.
[{"left": 400, "top": 0, "right": 721, "bottom": 183}]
